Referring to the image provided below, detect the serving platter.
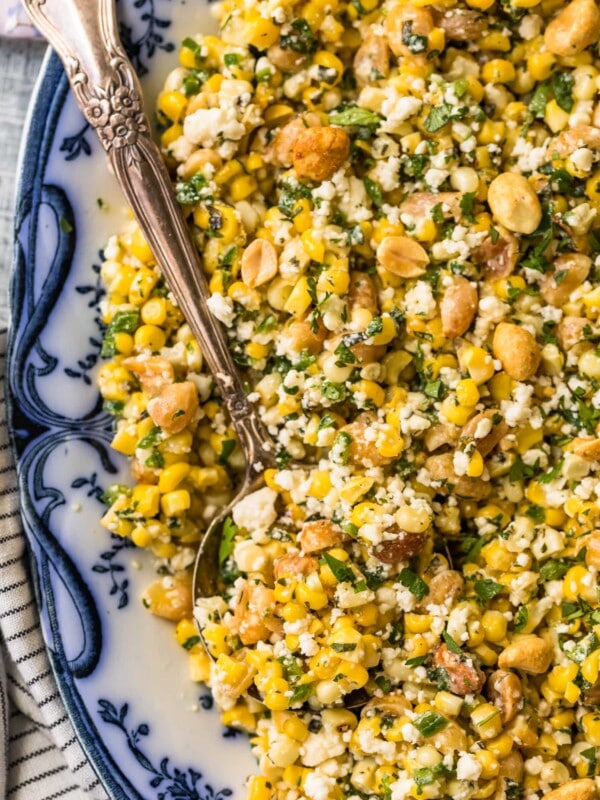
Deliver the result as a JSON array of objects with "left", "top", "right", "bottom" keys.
[{"left": 8, "top": 1, "right": 255, "bottom": 797}]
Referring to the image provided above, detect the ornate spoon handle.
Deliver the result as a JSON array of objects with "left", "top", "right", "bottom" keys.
[{"left": 24, "top": 0, "right": 275, "bottom": 472}]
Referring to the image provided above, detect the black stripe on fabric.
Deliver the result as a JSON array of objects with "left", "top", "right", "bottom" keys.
[
  {"left": 0, "top": 599, "right": 34, "bottom": 620},
  {"left": 59, "top": 735, "right": 78, "bottom": 752},
  {"left": 0, "top": 510, "right": 22, "bottom": 523},
  {"left": 8, "top": 724, "right": 38, "bottom": 742},
  {"left": 0, "top": 487, "right": 20, "bottom": 498},
  {"left": 8, "top": 742, "right": 56, "bottom": 768},
  {"left": 47, "top": 713, "right": 69, "bottom": 731},
  {"left": 14, "top": 645, "right": 46, "bottom": 665},
  {"left": 0, "top": 577, "right": 28, "bottom": 594},
  {"left": 38, "top": 690, "right": 60, "bottom": 708},
  {"left": 5, "top": 623, "right": 38, "bottom": 643},
  {"left": 44, "top": 785, "right": 82, "bottom": 800},
  {"left": 27, "top": 667, "right": 52, "bottom": 686},
  {"left": 6, "top": 764, "right": 69, "bottom": 795},
  {"left": 7, "top": 673, "right": 34, "bottom": 700},
  {"left": 0, "top": 556, "right": 26, "bottom": 570}
]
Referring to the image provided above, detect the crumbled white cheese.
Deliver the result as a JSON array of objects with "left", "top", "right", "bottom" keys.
[
  {"left": 231, "top": 486, "right": 278, "bottom": 540},
  {"left": 206, "top": 293, "right": 235, "bottom": 327},
  {"left": 456, "top": 753, "right": 483, "bottom": 781}
]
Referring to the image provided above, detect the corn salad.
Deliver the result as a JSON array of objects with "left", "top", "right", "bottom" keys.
[{"left": 97, "top": 0, "right": 600, "bottom": 797}]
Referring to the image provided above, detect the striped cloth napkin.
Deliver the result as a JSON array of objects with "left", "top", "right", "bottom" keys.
[{"left": 0, "top": 330, "right": 108, "bottom": 799}]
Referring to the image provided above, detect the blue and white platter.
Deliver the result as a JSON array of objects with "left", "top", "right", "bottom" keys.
[{"left": 8, "top": 1, "right": 255, "bottom": 797}]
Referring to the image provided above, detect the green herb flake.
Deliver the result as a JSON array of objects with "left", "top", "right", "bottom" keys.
[
  {"left": 424, "top": 104, "right": 452, "bottom": 133},
  {"left": 474, "top": 578, "right": 504, "bottom": 602},
  {"left": 182, "top": 635, "right": 201, "bottom": 651},
  {"left": 321, "top": 551, "right": 356, "bottom": 584},
  {"left": 364, "top": 177, "right": 384, "bottom": 208},
  {"left": 442, "top": 630, "right": 462, "bottom": 655},
  {"left": 413, "top": 710, "right": 449, "bottom": 738},
  {"left": 513, "top": 605, "right": 528, "bottom": 632},
  {"left": 552, "top": 72, "right": 574, "bottom": 113},
  {"left": 399, "top": 568, "right": 429, "bottom": 601},
  {"left": 219, "top": 517, "right": 239, "bottom": 567},
  {"left": 329, "top": 106, "right": 382, "bottom": 130}
]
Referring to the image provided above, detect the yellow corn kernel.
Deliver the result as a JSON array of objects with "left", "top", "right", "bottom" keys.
[
  {"left": 295, "top": 582, "right": 328, "bottom": 610},
  {"left": 189, "top": 650, "right": 212, "bottom": 682},
  {"left": 481, "top": 610, "right": 508, "bottom": 643},
  {"left": 158, "top": 463, "right": 190, "bottom": 494},
  {"left": 487, "top": 733, "right": 513, "bottom": 759},
  {"left": 160, "top": 489, "right": 191, "bottom": 517},
  {"left": 339, "top": 476, "right": 374, "bottom": 505},
  {"left": 548, "top": 662, "right": 579, "bottom": 694},
  {"left": 179, "top": 44, "right": 198, "bottom": 69},
  {"left": 131, "top": 525, "right": 154, "bottom": 547},
  {"left": 405, "top": 614, "right": 432, "bottom": 634},
  {"left": 247, "top": 775, "right": 274, "bottom": 800},
  {"left": 550, "top": 710, "right": 575, "bottom": 730},
  {"left": 283, "top": 716, "right": 309, "bottom": 742},
  {"left": 303, "top": 231, "right": 326, "bottom": 264},
  {"left": 489, "top": 372, "right": 513, "bottom": 402},
  {"left": 455, "top": 378, "right": 480, "bottom": 407},
  {"left": 527, "top": 52, "right": 556, "bottom": 82},
  {"left": 129, "top": 267, "right": 158, "bottom": 306},
  {"left": 440, "top": 395, "right": 474, "bottom": 425},
  {"left": 110, "top": 426, "right": 138, "bottom": 456},
  {"left": 466, "top": 449, "right": 484, "bottom": 478},
  {"left": 283, "top": 765, "right": 305, "bottom": 788},
  {"left": 202, "top": 623, "right": 229, "bottom": 657},
  {"left": 221, "top": 705, "right": 256, "bottom": 732},
  {"left": 351, "top": 502, "right": 383, "bottom": 528},
  {"left": 131, "top": 484, "right": 161, "bottom": 517},
  {"left": 112, "top": 332, "right": 134, "bottom": 356},
  {"left": 351, "top": 379, "right": 386, "bottom": 407},
  {"left": 370, "top": 315, "right": 398, "bottom": 346},
  {"left": 516, "top": 425, "right": 543, "bottom": 454},
  {"left": 244, "top": 14, "right": 279, "bottom": 48},
  {"left": 292, "top": 198, "right": 312, "bottom": 233},
  {"left": 586, "top": 169, "right": 600, "bottom": 202},
  {"left": 335, "top": 660, "right": 369, "bottom": 689},
  {"left": 582, "top": 712, "right": 600, "bottom": 745},
  {"left": 582, "top": 650, "right": 600, "bottom": 685},
  {"left": 479, "top": 32, "right": 511, "bottom": 51},
  {"left": 375, "top": 425, "right": 404, "bottom": 458},
  {"left": 308, "top": 470, "right": 332, "bottom": 499},
  {"left": 434, "top": 691, "right": 463, "bottom": 716},
  {"left": 354, "top": 603, "right": 379, "bottom": 627},
  {"left": 157, "top": 90, "right": 188, "bottom": 122},
  {"left": 134, "top": 324, "right": 166, "bottom": 351},
  {"left": 545, "top": 98, "right": 570, "bottom": 132},
  {"left": 160, "top": 123, "right": 183, "bottom": 149},
  {"left": 564, "top": 682, "right": 581, "bottom": 703},
  {"left": 141, "top": 297, "right": 167, "bottom": 326},
  {"left": 482, "top": 540, "right": 514, "bottom": 571},
  {"left": 229, "top": 174, "right": 258, "bottom": 202},
  {"left": 494, "top": 275, "right": 526, "bottom": 300},
  {"left": 458, "top": 345, "right": 496, "bottom": 384},
  {"left": 414, "top": 218, "right": 437, "bottom": 243},
  {"left": 563, "top": 564, "right": 597, "bottom": 603},
  {"left": 284, "top": 276, "right": 312, "bottom": 317},
  {"left": 478, "top": 120, "right": 506, "bottom": 145},
  {"left": 481, "top": 59, "right": 515, "bottom": 83},
  {"left": 474, "top": 749, "right": 500, "bottom": 778},
  {"left": 246, "top": 341, "right": 269, "bottom": 360},
  {"left": 215, "top": 161, "right": 244, "bottom": 186},
  {"left": 473, "top": 643, "right": 498, "bottom": 667},
  {"left": 313, "top": 50, "right": 345, "bottom": 85}
]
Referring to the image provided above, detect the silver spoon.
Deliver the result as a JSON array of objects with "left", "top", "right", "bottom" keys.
[{"left": 23, "top": 0, "right": 278, "bottom": 601}]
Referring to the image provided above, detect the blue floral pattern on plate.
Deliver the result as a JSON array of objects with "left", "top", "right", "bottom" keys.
[{"left": 7, "top": 1, "right": 255, "bottom": 797}]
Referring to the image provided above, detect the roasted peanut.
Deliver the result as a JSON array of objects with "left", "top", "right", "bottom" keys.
[
  {"left": 487, "top": 173, "right": 542, "bottom": 235},
  {"left": 544, "top": 0, "right": 600, "bottom": 56},
  {"left": 547, "top": 124, "right": 600, "bottom": 158},
  {"left": 123, "top": 355, "right": 175, "bottom": 398},
  {"left": 494, "top": 752, "right": 524, "bottom": 800},
  {"left": 418, "top": 570, "right": 464, "bottom": 610},
  {"left": 497, "top": 635, "right": 553, "bottom": 674},
  {"left": 376, "top": 236, "right": 429, "bottom": 278},
  {"left": 292, "top": 126, "right": 350, "bottom": 182},
  {"left": 241, "top": 238, "right": 278, "bottom": 288},
  {"left": 142, "top": 572, "right": 193, "bottom": 621},
  {"left": 385, "top": 4, "right": 434, "bottom": 57},
  {"left": 354, "top": 35, "right": 390, "bottom": 86},
  {"left": 372, "top": 527, "right": 428, "bottom": 564},
  {"left": 540, "top": 253, "right": 591, "bottom": 307},
  {"left": 431, "top": 721, "right": 469, "bottom": 754},
  {"left": 487, "top": 670, "right": 523, "bottom": 724},
  {"left": 542, "top": 779, "right": 598, "bottom": 800},
  {"left": 267, "top": 44, "right": 307, "bottom": 73},
  {"left": 348, "top": 271, "right": 379, "bottom": 315},
  {"left": 584, "top": 531, "right": 600, "bottom": 568},
  {"left": 432, "top": 643, "right": 485, "bottom": 696},
  {"left": 472, "top": 226, "right": 519, "bottom": 279},
  {"left": 424, "top": 423, "right": 459, "bottom": 452},
  {"left": 572, "top": 436, "right": 600, "bottom": 461},
  {"left": 492, "top": 322, "right": 540, "bottom": 382},
  {"left": 426, "top": 453, "right": 491, "bottom": 500},
  {"left": 440, "top": 277, "right": 478, "bottom": 338},
  {"left": 460, "top": 409, "right": 508, "bottom": 457},
  {"left": 147, "top": 381, "right": 199, "bottom": 435},
  {"left": 435, "top": 8, "right": 486, "bottom": 40},
  {"left": 299, "top": 520, "right": 345, "bottom": 553},
  {"left": 400, "top": 191, "right": 461, "bottom": 221},
  {"left": 273, "top": 552, "right": 318, "bottom": 580},
  {"left": 232, "top": 580, "right": 277, "bottom": 645},
  {"left": 268, "top": 114, "right": 321, "bottom": 167},
  {"left": 557, "top": 315, "right": 589, "bottom": 351},
  {"left": 343, "top": 415, "right": 393, "bottom": 468},
  {"left": 361, "top": 694, "right": 411, "bottom": 718},
  {"left": 284, "top": 315, "right": 327, "bottom": 355}
]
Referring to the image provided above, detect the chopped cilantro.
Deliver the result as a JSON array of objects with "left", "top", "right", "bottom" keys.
[
  {"left": 219, "top": 517, "right": 238, "bottom": 568},
  {"left": 513, "top": 605, "right": 528, "bottom": 632},
  {"left": 101, "top": 309, "right": 140, "bottom": 358},
  {"left": 474, "top": 579, "right": 504, "bottom": 602},
  {"left": 442, "top": 630, "right": 462, "bottom": 655},
  {"left": 280, "top": 19, "right": 316, "bottom": 54},
  {"left": 329, "top": 106, "right": 382, "bottom": 130},
  {"left": 399, "top": 568, "right": 429, "bottom": 601},
  {"left": 551, "top": 71, "right": 574, "bottom": 113},
  {"left": 364, "top": 177, "right": 384, "bottom": 208},
  {"left": 321, "top": 551, "right": 356, "bottom": 584},
  {"left": 413, "top": 711, "right": 448, "bottom": 737}
]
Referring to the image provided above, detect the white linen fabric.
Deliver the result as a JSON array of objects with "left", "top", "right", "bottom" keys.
[{"left": 0, "top": 329, "right": 108, "bottom": 799}]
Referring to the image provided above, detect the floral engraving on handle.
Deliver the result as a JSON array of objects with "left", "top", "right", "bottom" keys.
[{"left": 69, "top": 55, "right": 148, "bottom": 165}]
